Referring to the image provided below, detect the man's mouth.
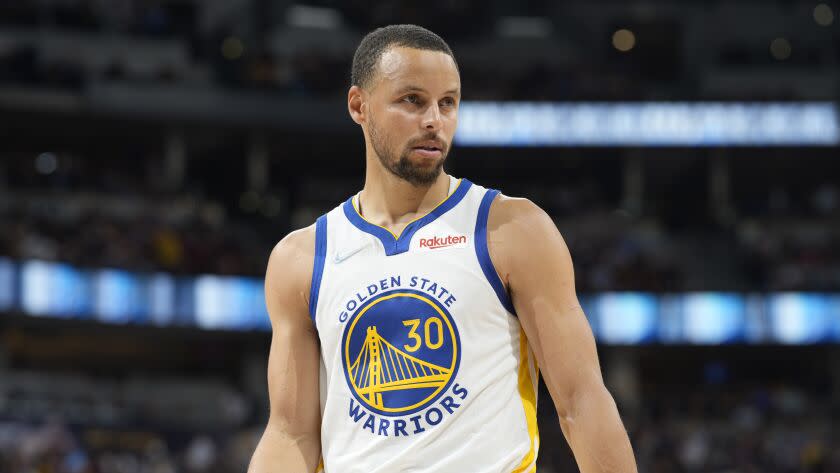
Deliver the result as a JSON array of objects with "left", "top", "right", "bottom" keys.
[
  {"left": 411, "top": 146, "right": 443, "bottom": 158},
  {"left": 411, "top": 141, "right": 445, "bottom": 158}
]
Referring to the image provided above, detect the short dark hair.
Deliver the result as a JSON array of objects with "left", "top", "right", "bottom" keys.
[{"left": 351, "top": 24, "right": 458, "bottom": 89}]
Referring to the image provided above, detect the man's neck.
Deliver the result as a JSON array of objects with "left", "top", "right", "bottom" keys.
[{"left": 358, "top": 164, "right": 451, "bottom": 229}]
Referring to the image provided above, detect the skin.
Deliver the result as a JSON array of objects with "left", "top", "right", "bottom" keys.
[
  {"left": 248, "top": 224, "right": 321, "bottom": 473},
  {"left": 249, "top": 45, "right": 638, "bottom": 473},
  {"left": 347, "top": 46, "right": 461, "bottom": 232},
  {"left": 488, "top": 195, "right": 639, "bottom": 473}
]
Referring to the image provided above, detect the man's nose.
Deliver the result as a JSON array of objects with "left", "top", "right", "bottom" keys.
[{"left": 422, "top": 103, "right": 442, "bottom": 131}]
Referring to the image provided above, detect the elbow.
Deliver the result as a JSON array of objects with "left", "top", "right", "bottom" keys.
[
  {"left": 554, "top": 378, "right": 615, "bottom": 429},
  {"left": 553, "top": 385, "right": 580, "bottom": 429},
  {"left": 267, "top": 402, "right": 320, "bottom": 441},
  {"left": 555, "top": 394, "right": 578, "bottom": 433}
]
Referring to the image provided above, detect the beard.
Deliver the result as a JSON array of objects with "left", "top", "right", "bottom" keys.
[{"left": 368, "top": 114, "right": 448, "bottom": 187}]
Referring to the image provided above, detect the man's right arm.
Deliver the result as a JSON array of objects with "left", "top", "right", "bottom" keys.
[{"left": 248, "top": 225, "right": 322, "bottom": 473}]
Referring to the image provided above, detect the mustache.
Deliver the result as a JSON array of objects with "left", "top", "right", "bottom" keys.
[{"left": 407, "top": 136, "right": 448, "bottom": 150}]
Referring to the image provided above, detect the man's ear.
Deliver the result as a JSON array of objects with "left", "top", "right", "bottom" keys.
[{"left": 348, "top": 85, "right": 366, "bottom": 125}]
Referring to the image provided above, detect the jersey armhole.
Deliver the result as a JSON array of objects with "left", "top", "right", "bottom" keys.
[
  {"left": 474, "top": 189, "right": 517, "bottom": 315},
  {"left": 308, "top": 214, "right": 328, "bottom": 325}
]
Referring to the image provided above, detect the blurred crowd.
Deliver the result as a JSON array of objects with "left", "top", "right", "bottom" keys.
[
  {"left": 644, "top": 387, "right": 837, "bottom": 473},
  {"left": 734, "top": 183, "right": 840, "bottom": 291},
  {"left": 0, "top": 199, "right": 266, "bottom": 277},
  {"left": 5, "top": 0, "right": 829, "bottom": 102},
  {"left": 0, "top": 151, "right": 279, "bottom": 276},
  {"left": 0, "top": 370, "right": 256, "bottom": 473},
  {"left": 0, "top": 169, "right": 688, "bottom": 290},
  {"left": 2, "top": 150, "right": 840, "bottom": 290},
  {"left": 737, "top": 218, "right": 840, "bottom": 291},
  {"left": 0, "top": 0, "right": 651, "bottom": 101},
  {"left": 545, "top": 384, "right": 839, "bottom": 473},
  {"left": 0, "top": 421, "right": 260, "bottom": 473},
  {"left": 0, "top": 1, "right": 197, "bottom": 37}
]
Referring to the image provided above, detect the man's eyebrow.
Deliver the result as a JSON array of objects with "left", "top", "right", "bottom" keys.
[
  {"left": 444, "top": 88, "right": 461, "bottom": 98},
  {"left": 394, "top": 85, "right": 461, "bottom": 97},
  {"left": 394, "top": 85, "right": 427, "bottom": 95}
]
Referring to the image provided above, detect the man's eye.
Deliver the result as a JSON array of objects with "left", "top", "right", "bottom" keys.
[
  {"left": 403, "top": 95, "right": 419, "bottom": 104},
  {"left": 441, "top": 98, "right": 455, "bottom": 107}
]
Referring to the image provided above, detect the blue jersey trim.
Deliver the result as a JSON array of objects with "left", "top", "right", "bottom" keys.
[
  {"left": 309, "top": 214, "right": 328, "bottom": 324},
  {"left": 475, "top": 189, "right": 517, "bottom": 315},
  {"left": 342, "top": 178, "right": 473, "bottom": 256}
]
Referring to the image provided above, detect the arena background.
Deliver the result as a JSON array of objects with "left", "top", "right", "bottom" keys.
[{"left": 1, "top": 1, "right": 839, "bottom": 472}]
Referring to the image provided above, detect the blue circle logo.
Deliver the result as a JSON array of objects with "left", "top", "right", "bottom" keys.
[{"left": 341, "top": 289, "right": 461, "bottom": 416}]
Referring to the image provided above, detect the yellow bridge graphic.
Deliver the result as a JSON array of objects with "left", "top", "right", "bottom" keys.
[{"left": 349, "top": 326, "right": 451, "bottom": 409}]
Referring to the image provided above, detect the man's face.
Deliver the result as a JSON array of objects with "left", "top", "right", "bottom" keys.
[{"left": 362, "top": 46, "right": 461, "bottom": 187}]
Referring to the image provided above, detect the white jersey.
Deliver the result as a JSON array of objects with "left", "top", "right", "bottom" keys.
[{"left": 309, "top": 175, "right": 539, "bottom": 473}]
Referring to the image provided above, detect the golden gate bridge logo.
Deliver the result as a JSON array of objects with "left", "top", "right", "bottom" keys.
[
  {"left": 342, "top": 291, "right": 460, "bottom": 416},
  {"left": 349, "top": 325, "right": 452, "bottom": 409}
]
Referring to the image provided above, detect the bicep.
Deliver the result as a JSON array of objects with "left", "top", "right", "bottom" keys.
[
  {"left": 264, "top": 230, "right": 321, "bottom": 436},
  {"left": 489, "top": 198, "right": 603, "bottom": 417},
  {"left": 515, "top": 293, "right": 603, "bottom": 419}
]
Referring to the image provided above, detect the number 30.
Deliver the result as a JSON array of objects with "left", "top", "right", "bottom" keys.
[{"left": 403, "top": 317, "right": 444, "bottom": 352}]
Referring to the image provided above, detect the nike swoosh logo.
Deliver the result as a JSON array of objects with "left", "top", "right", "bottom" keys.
[{"left": 334, "top": 244, "right": 367, "bottom": 264}]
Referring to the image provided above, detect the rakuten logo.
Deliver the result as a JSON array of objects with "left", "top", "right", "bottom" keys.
[{"left": 418, "top": 235, "right": 468, "bottom": 249}]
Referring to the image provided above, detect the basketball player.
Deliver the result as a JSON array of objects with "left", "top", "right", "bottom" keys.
[{"left": 248, "top": 25, "right": 637, "bottom": 473}]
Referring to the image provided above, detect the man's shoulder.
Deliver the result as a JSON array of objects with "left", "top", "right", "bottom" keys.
[
  {"left": 266, "top": 223, "right": 318, "bottom": 293},
  {"left": 486, "top": 192, "right": 553, "bottom": 233},
  {"left": 272, "top": 224, "right": 317, "bottom": 260},
  {"left": 484, "top": 192, "right": 564, "bottom": 273}
]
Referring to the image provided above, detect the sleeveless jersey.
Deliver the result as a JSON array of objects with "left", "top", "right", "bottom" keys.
[{"left": 309, "top": 175, "right": 539, "bottom": 473}]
